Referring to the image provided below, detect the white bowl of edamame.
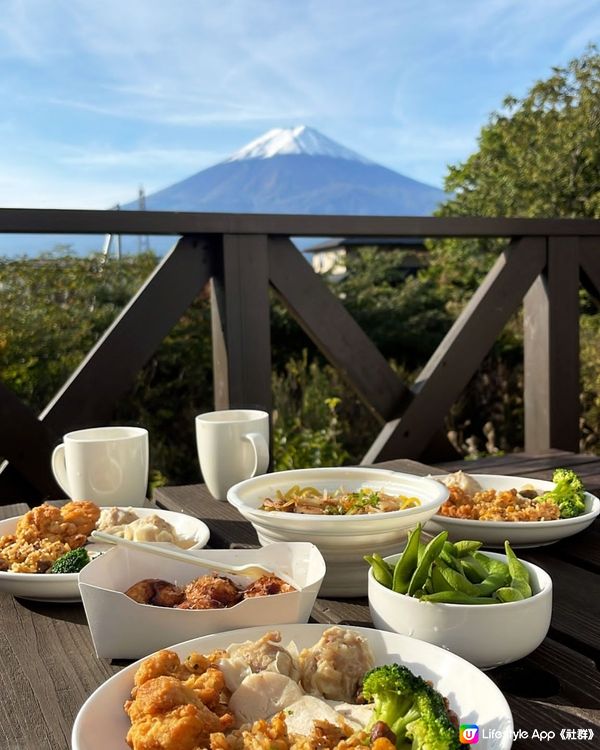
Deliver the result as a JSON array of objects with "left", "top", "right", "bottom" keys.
[{"left": 367, "top": 540, "right": 552, "bottom": 670}]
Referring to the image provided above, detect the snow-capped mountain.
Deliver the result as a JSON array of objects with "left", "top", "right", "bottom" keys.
[
  {"left": 138, "top": 125, "right": 445, "bottom": 217},
  {"left": 0, "top": 126, "right": 446, "bottom": 256},
  {"left": 224, "top": 125, "right": 372, "bottom": 163}
]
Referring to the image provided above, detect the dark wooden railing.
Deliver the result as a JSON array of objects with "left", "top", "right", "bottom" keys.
[{"left": 1, "top": 208, "right": 599, "bottom": 501}]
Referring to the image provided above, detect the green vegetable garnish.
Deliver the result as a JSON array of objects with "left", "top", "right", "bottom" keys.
[
  {"left": 538, "top": 468, "right": 586, "bottom": 518},
  {"left": 49, "top": 547, "right": 90, "bottom": 574},
  {"left": 362, "top": 663, "right": 461, "bottom": 749}
]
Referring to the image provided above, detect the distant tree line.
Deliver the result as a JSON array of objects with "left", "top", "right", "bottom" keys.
[{"left": 1, "top": 48, "right": 599, "bottom": 486}]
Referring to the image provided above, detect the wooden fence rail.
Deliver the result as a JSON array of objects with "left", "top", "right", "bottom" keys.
[{"left": 0, "top": 208, "right": 599, "bottom": 501}]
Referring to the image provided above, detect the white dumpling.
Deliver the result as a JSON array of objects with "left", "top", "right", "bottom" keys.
[{"left": 229, "top": 672, "right": 304, "bottom": 726}]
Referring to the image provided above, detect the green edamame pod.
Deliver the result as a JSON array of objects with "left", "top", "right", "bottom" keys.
[
  {"left": 439, "top": 566, "right": 480, "bottom": 596},
  {"left": 504, "top": 541, "right": 532, "bottom": 598},
  {"left": 421, "top": 591, "right": 498, "bottom": 605},
  {"left": 417, "top": 542, "right": 428, "bottom": 563},
  {"left": 473, "top": 551, "right": 510, "bottom": 580},
  {"left": 495, "top": 586, "right": 525, "bottom": 602},
  {"left": 392, "top": 524, "right": 421, "bottom": 593},
  {"left": 473, "top": 572, "right": 510, "bottom": 597},
  {"left": 461, "top": 555, "right": 488, "bottom": 583},
  {"left": 364, "top": 554, "right": 393, "bottom": 588},
  {"left": 472, "top": 550, "right": 492, "bottom": 571},
  {"left": 430, "top": 562, "right": 449, "bottom": 594},
  {"left": 407, "top": 530, "right": 448, "bottom": 596},
  {"left": 510, "top": 577, "right": 532, "bottom": 598},
  {"left": 440, "top": 543, "right": 462, "bottom": 571},
  {"left": 453, "top": 540, "right": 483, "bottom": 557}
]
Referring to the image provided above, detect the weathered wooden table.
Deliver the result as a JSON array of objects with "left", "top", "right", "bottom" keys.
[{"left": 1, "top": 451, "right": 599, "bottom": 750}]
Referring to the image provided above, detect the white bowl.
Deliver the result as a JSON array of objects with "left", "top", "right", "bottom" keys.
[
  {"left": 79, "top": 541, "right": 326, "bottom": 659},
  {"left": 72, "top": 623, "right": 514, "bottom": 750},
  {"left": 0, "top": 506, "right": 210, "bottom": 602},
  {"left": 426, "top": 474, "right": 600, "bottom": 547},
  {"left": 368, "top": 551, "right": 552, "bottom": 669},
  {"left": 227, "top": 467, "right": 449, "bottom": 597}
]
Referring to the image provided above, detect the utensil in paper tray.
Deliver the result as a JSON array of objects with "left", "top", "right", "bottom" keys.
[{"left": 90, "top": 530, "right": 297, "bottom": 587}]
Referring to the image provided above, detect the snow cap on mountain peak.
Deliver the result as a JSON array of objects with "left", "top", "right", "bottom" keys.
[{"left": 224, "top": 125, "right": 372, "bottom": 164}]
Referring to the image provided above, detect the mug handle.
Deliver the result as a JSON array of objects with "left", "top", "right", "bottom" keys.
[
  {"left": 51, "top": 443, "right": 71, "bottom": 497},
  {"left": 243, "top": 432, "right": 269, "bottom": 477}
]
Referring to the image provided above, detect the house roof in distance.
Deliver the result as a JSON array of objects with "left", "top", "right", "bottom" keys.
[{"left": 304, "top": 236, "right": 426, "bottom": 252}]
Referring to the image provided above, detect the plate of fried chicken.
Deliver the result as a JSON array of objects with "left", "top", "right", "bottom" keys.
[
  {"left": 0, "top": 501, "right": 210, "bottom": 601},
  {"left": 72, "top": 623, "right": 514, "bottom": 750}
]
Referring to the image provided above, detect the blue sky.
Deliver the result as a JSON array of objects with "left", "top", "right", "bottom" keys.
[{"left": 1, "top": 0, "right": 599, "bottom": 210}]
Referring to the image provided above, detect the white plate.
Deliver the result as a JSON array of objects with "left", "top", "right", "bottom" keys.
[
  {"left": 426, "top": 474, "right": 600, "bottom": 547},
  {"left": 0, "top": 506, "right": 210, "bottom": 602},
  {"left": 72, "top": 623, "right": 513, "bottom": 750}
]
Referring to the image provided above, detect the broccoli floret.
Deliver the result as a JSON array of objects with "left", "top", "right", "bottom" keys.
[
  {"left": 406, "top": 687, "right": 461, "bottom": 750},
  {"left": 540, "top": 468, "right": 586, "bottom": 519},
  {"left": 361, "top": 664, "right": 460, "bottom": 750},
  {"left": 49, "top": 547, "right": 90, "bottom": 574}
]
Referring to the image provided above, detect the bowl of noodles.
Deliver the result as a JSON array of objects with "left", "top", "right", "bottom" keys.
[{"left": 227, "top": 467, "right": 448, "bottom": 597}]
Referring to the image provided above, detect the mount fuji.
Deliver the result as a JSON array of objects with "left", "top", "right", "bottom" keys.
[
  {"left": 132, "top": 125, "right": 445, "bottom": 216},
  {"left": 1, "top": 126, "right": 446, "bottom": 256}
]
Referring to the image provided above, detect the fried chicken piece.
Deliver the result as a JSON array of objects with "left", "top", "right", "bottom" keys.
[
  {"left": 183, "top": 668, "right": 228, "bottom": 710},
  {"left": 0, "top": 501, "right": 101, "bottom": 573},
  {"left": 125, "top": 674, "right": 230, "bottom": 750},
  {"left": 243, "top": 575, "right": 295, "bottom": 598},
  {"left": 181, "top": 575, "right": 242, "bottom": 609},
  {"left": 134, "top": 650, "right": 186, "bottom": 688},
  {"left": 126, "top": 701, "right": 223, "bottom": 750},
  {"left": 182, "top": 652, "right": 211, "bottom": 675},
  {"left": 177, "top": 597, "right": 225, "bottom": 610},
  {"left": 15, "top": 504, "right": 65, "bottom": 543},
  {"left": 60, "top": 500, "right": 101, "bottom": 540},
  {"left": 127, "top": 675, "right": 208, "bottom": 718},
  {"left": 125, "top": 579, "right": 185, "bottom": 607},
  {"left": 14, "top": 500, "right": 100, "bottom": 549}
]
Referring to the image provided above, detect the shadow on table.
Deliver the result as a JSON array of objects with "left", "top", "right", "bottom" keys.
[{"left": 16, "top": 596, "right": 89, "bottom": 625}]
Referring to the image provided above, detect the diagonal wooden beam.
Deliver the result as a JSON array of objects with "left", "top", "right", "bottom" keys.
[
  {"left": 524, "top": 237, "right": 580, "bottom": 452},
  {"left": 39, "top": 236, "right": 214, "bottom": 428},
  {"left": 0, "top": 235, "right": 215, "bottom": 500},
  {"left": 268, "top": 237, "right": 410, "bottom": 421},
  {"left": 362, "top": 237, "right": 547, "bottom": 462}
]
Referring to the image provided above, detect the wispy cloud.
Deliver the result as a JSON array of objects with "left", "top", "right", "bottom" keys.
[
  {"left": 0, "top": 0, "right": 598, "bottom": 210},
  {"left": 58, "top": 144, "right": 221, "bottom": 169}
]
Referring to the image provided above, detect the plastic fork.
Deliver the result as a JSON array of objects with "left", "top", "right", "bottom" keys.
[{"left": 90, "top": 529, "right": 298, "bottom": 587}]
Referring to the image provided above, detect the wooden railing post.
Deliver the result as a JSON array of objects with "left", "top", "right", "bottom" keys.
[
  {"left": 210, "top": 234, "right": 272, "bottom": 413},
  {"left": 523, "top": 236, "right": 580, "bottom": 452}
]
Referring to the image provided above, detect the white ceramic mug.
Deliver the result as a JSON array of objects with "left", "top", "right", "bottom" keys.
[
  {"left": 195, "top": 409, "right": 269, "bottom": 500},
  {"left": 51, "top": 426, "right": 149, "bottom": 507}
]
